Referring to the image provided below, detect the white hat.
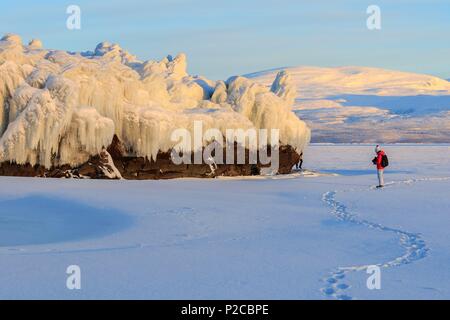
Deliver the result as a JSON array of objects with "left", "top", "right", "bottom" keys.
[{"left": 375, "top": 145, "right": 382, "bottom": 153}]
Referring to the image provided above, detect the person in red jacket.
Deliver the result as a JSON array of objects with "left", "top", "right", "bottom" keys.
[{"left": 373, "top": 145, "right": 386, "bottom": 188}]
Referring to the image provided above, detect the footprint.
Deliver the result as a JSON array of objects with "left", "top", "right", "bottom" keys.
[
  {"left": 326, "top": 278, "right": 338, "bottom": 284},
  {"left": 321, "top": 287, "right": 335, "bottom": 296},
  {"left": 336, "top": 283, "right": 350, "bottom": 290},
  {"left": 320, "top": 178, "right": 433, "bottom": 300},
  {"left": 336, "top": 294, "right": 352, "bottom": 300}
]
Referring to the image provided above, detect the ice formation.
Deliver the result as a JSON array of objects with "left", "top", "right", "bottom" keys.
[{"left": 0, "top": 33, "right": 310, "bottom": 168}]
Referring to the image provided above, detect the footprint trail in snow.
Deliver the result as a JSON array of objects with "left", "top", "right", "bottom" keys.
[{"left": 320, "top": 177, "right": 450, "bottom": 300}]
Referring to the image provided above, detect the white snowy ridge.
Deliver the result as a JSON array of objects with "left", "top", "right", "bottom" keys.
[
  {"left": 246, "top": 66, "right": 450, "bottom": 143},
  {"left": 0, "top": 34, "right": 310, "bottom": 168}
]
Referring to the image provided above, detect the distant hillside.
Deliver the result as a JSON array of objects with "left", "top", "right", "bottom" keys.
[{"left": 246, "top": 66, "right": 450, "bottom": 143}]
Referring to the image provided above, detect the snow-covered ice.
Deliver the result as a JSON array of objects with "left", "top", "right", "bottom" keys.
[{"left": 0, "top": 144, "right": 449, "bottom": 299}]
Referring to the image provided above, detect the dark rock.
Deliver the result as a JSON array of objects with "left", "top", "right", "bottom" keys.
[{"left": 0, "top": 136, "right": 301, "bottom": 179}]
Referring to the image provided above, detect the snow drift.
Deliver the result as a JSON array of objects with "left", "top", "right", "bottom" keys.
[{"left": 0, "top": 34, "right": 310, "bottom": 175}]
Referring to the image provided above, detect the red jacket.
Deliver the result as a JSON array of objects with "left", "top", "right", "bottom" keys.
[{"left": 376, "top": 151, "right": 385, "bottom": 170}]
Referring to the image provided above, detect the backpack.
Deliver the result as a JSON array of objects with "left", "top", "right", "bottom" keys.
[{"left": 381, "top": 154, "right": 389, "bottom": 168}]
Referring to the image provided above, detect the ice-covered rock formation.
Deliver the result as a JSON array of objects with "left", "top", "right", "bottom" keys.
[{"left": 0, "top": 33, "right": 310, "bottom": 178}]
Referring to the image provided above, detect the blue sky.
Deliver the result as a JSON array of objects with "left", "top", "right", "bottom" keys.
[{"left": 1, "top": 0, "right": 449, "bottom": 80}]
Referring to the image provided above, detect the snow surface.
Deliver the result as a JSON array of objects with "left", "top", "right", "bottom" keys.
[
  {"left": 246, "top": 66, "right": 450, "bottom": 143},
  {"left": 0, "top": 34, "right": 310, "bottom": 168},
  {"left": 1, "top": 144, "right": 449, "bottom": 299}
]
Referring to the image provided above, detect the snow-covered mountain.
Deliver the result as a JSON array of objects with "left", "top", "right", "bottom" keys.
[
  {"left": 246, "top": 66, "right": 450, "bottom": 143},
  {"left": 0, "top": 34, "right": 309, "bottom": 177}
]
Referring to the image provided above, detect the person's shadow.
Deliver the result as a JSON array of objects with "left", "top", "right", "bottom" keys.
[{"left": 320, "top": 169, "right": 413, "bottom": 176}]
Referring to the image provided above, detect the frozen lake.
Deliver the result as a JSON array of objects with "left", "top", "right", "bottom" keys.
[
  {"left": 0, "top": 144, "right": 449, "bottom": 299},
  {"left": 0, "top": 196, "right": 132, "bottom": 247}
]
